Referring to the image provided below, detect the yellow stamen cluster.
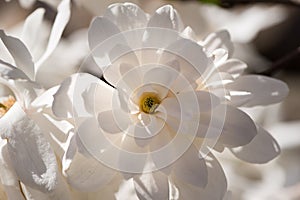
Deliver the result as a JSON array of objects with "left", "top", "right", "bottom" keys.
[
  {"left": 139, "top": 93, "right": 160, "bottom": 114},
  {"left": 0, "top": 96, "right": 15, "bottom": 118}
]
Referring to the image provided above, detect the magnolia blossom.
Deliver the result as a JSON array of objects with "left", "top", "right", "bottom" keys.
[
  {"left": 52, "top": 3, "right": 289, "bottom": 199},
  {"left": 0, "top": 0, "right": 83, "bottom": 89},
  {"left": 0, "top": 0, "right": 76, "bottom": 199}
]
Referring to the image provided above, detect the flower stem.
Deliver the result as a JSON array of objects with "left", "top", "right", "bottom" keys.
[{"left": 259, "top": 47, "right": 300, "bottom": 76}]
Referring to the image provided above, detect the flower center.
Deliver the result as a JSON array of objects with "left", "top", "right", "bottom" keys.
[
  {"left": 139, "top": 93, "right": 160, "bottom": 114},
  {"left": 0, "top": 96, "right": 15, "bottom": 118}
]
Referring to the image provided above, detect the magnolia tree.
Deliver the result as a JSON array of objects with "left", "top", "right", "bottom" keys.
[{"left": 0, "top": 1, "right": 293, "bottom": 200}]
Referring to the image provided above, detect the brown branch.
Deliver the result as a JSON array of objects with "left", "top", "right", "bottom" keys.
[{"left": 259, "top": 47, "right": 300, "bottom": 76}]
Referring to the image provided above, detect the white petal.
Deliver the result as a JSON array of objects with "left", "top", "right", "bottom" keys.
[
  {"left": 52, "top": 73, "right": 101, "bottom": 118},
  {"left": 148, "top": 5, "right": 183, "bottom": 31},
  {"left": 157, "top": 97, "right": 180, "bottom": 119},
  {"left": 29, "top": 88, "right": 73, "bottom": 160},
  {"left": 30, "top": 86, "right": 58, "bottom": 109},
  {"left": 205, "top": 72, "right": 233, "bottom": 89},
  {"left": 217, "top": 59, "right": 247, "bottom": 78},
  {"left": 143, "top": 66, "right": 178, "bottom": 99},
  {"left": 226, "top": 75, "right": 289, "bottom": 107},
  {"left": 63, "top": 150, "right": 116, "bottom": 192},
  {"left": 181, "top": 90, "right": 220, "bottom": 113},
  {"left": 104, "top": 52, "right": 140, "bottom": 87},
  {"left": 82, "top": 79, "right": 114, "bottom": 114},
  {"left": 211, "top": 48, "right": 228, "bottom": 66},
  {"left": 231, "top": 126, "right": 280, "bottom": 163},
  {"left": 196, "top": 112, "right": 222, "bottom": 139},
  {"left": 88, "top": 17, "right": 121, "bottom": 51},
  {"left": 64, "top": 118, "right": 117, "bottom": 191},
  {"left": 76, "top": 117, "right": 119, "bottom": 160},
  {"left": 19, "top": 0, "right": 35, "bottom": 8},
  {"left": 180, "top": 26, "right": 197, "bottom": 41},
  {"left": 0, "top": 30, "right": 34, "bottom": 80},
  {"left": 160, "top": 38, "right": 209, "bottom": 79},
  {"left": 196, "top": 104, "right": 257, "bottom": 147},
  {"left": 21, "top": 173, "right": 73, "bottom": 200},
  {"left": 172, "top": 145, "right": 208, "bottom": 188},
  {"left": 173, "top": 152, "right": 227, "bottom": 200},
  {"left": 95, "top": 175, "right": 127, "bottom": 200},
  {"left": 149, "top": 125, "right": 175, "bottom": 174},
  {"left": 98, "top": 110, "right": 122, "bottom": 134},
  {"left": 21, "top": 8, "right": 45, "bottom": 53},
  {"left": 115, "top": 63, "right": 143, "bottom": 94},
  {"left": 0, "top": 140, "right": 26, "bottom": 200},
  {"left": 157, "top": 95, "right": 195, "bottom": 123},
  {"left": 128, "top": 115, "right": 165, "bottom": 145},
  {"left": 133, "top": 171, "right": 169, "bottom": 200},
  {"left": 0, "top": 60, "right": 38, "bottom": 109},
  {"left": 0, "top": 102, "right": 58, "bottom": 192},
  {"left": 216, "top": 105, "right": 257, "bottom": 147},
  {"left": 104, "top": 3, "right": 148, "bottom": 31},
  {"left": 106, "top": 91, "right": 134, "bottom": 132},
  {"left": 118, "top": 135, "right": 148, "bottom": 174},
  {"left": 35, "top": 0, "right": 71, "bottom": 72},
  {"left": 143, "top": 5, "right": 185, "bottom": 49},
  {"left": 200, "top": 30, "right": 234, "bottom": 57},
  {"left": 88, "top": 17, "right": 129, "bottom": 69}
]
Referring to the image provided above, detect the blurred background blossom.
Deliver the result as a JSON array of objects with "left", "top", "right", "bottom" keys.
[{"left": 0, "top": 0, "right": 300, "bottom": 200}]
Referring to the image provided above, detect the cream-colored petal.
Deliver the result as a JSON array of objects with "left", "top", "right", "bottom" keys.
[
  {"left": 143, "top": 66, "right": 178, "bottom": 99},
  {"left": 52, "top": 73, "right": 102, "bottom": 118},
  {"left": 0, "top": 102, "right": 58, "bottom": 193},
  {"left": 104, "top": 3, "right": 148, "bottom": 31},
  {"left": 171, "top": 145, "right": 208, "bottom": 188},
  {"left": 0, "top": 30, "right": 34, "bottom": 80},
  {"left": 226, "top": 75, "right": 289, "bottom": 107},
  {"left": 133, "top": 171, "right": 169, "bottom": 200},
  {"left": 216, "top": 105, "right": 257, "bottom": 147},
  {"left": 21, "top": 8, "right": 45, "bottom": 54},
  {"left": 63, "top": 119, "right": 117, "bottom": 192},
  {"left": 35, "top": 0, "right": 71, "bottom": 72},
  {"left": 172, "top": 152, "right": 227, "bottom": 199},
  {"left": 147, "top": 5, "right": 183, "bottom": 31},
  {"left": 63, "top": 150, "right": 116, "bottom": 192},
  {"left": 200, "top": 30, "right": 234, "bottom": 57},
  {"left": 231, "top": 126, "right": 280, "bottom": 164},
  {"left": 0, "top": 140, "right": 26, "bottom": 200}
]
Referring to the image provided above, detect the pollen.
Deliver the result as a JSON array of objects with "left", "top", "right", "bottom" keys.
[
  {"left": 0, "top": 96, "right": 15, "bottom": 118},
  {"left": 139, "top": 93, "right": 160, "bottom": 114}
]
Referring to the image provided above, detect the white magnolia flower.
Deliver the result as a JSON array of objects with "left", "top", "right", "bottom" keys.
[
  {"left": 0, "top": 0, "right": 77, "bottom": 199},
  {"left": 0, "top": 0, "right": 77, "bottom": 88},
  {"left": 0, "top": 61, "right": 74, "bottom": 200},
  {"left": 52, "top": 3, "right": 289, "bottom": 199}
]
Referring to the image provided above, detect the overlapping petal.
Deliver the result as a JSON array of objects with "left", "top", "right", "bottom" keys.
[
  {"left": 104, "top": 3, "right": 148, "bottom": 31},
  {"left": 133, "top": 171, "right": 169, "bottom": 200},
  {"left": 0, "top": 102, "right": 58, "bottom": 192},
  {"left": 0, "top": 30, "right": 35, "bottom": 80},
  {"left": 173, "top": 152, "right": 227, "bottom": 200},
  {"left": 35, "top": 0, "right": 71, "bottom": 72},
  {"left": 226, "top": 75, "right": 289, "bottom": 107},
  {"left": 231, "top": 126, "right": 280, "bottom": 163}
]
